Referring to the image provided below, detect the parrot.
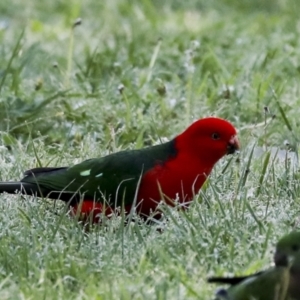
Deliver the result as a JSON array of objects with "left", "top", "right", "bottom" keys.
[
  {"left": 275, "top": 231, "right": 300, "bottom": 299},
  {"left": 0, "top": 117, "right": 239, "bottom": 222},
  {"left": 208, "top": 231, "right": 300, "bottom": 300},
  {"left": 212, "top": 265, "right": 290, "bottom": 300}
]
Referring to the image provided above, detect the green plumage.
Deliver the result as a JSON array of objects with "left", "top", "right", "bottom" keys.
[
  {"left": 275, "top": 231, "right": 300, "bottom": 300},
  {"left": 209, "top": 231, "right": 300, "bottom": 300},
  {"left": 214, "top": 266, "right": 290, "bottom": 300},
  {"left": 19, "top": 140, "right": 176, "bottom": 206}
]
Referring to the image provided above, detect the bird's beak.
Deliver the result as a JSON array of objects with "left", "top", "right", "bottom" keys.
[
  {"left": 227, "top": 135, "right": 240, "bottom": 154},
  {"left": 274, "top": 250, "right": 288, "bottom": 267}
]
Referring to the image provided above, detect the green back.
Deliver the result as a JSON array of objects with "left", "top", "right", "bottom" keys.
[{"left": 21, "top": 140, "right": 177, "bottom": 206}]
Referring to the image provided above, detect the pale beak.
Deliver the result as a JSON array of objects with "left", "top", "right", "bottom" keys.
[{"left": 227, "top": 135, "right": 240, "bottom": 154}]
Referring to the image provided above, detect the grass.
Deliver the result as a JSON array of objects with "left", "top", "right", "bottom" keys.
[{"left": 0, "top": 0, "right": 300, "bottom": 298}]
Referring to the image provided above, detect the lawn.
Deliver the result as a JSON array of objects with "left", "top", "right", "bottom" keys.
[{"left": 0, "top": 0, "right": 300, "bottom": 299}]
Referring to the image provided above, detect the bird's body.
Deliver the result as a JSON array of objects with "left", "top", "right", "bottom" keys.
[
  {"left": 208, "top": 231, "right": 300, "bottom": 300},
  {"left": 212, "top": 266, "right": 290, "bottom": 300},
  {"left": 275, "top": 231, "right": 300, "bottom": 300},
  {"left": 0, "top": 117, "right": 239, "bottom": 221}
]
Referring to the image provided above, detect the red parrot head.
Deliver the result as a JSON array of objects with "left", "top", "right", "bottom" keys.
[{"left": 176, "top": 117, "right": 240, "bottom": 166}]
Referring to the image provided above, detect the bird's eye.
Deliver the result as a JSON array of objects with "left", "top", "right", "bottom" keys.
[
  {"left": 292, "top": 244, "right": 299, "bottom": 252},
  {"left": 211, "top": 133, "right": 220, "bottom": 140}
]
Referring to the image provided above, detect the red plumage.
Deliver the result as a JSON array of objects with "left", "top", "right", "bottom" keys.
[
  {"left": 0, "top": 117, "right": 239, "bottom": 222},
  {"left": 70, "top": 117, "right": 239, "bottom": 222}
]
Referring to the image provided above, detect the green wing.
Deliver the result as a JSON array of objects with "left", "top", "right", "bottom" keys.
[
  {"left": 215, "top": 266, "right": 290, "bottom": 300},
  {"left": 21, "top": 140, "right": 176, "bottom": 206}
]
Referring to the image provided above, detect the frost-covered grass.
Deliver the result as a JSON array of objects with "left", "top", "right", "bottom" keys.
[{"left": 0, "top": 0, "right": 300, "bottom": 299}]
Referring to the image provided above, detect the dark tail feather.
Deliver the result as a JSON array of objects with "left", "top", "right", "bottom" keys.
[
  {"left": 207, "top": 276, "right": 247, "bottom": 285},
  {"left": 0, "top": 181, "right": 79, "bottom": 204},
  {"left": 0, "top": 182, "right": 42, "bottom": 196}
]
